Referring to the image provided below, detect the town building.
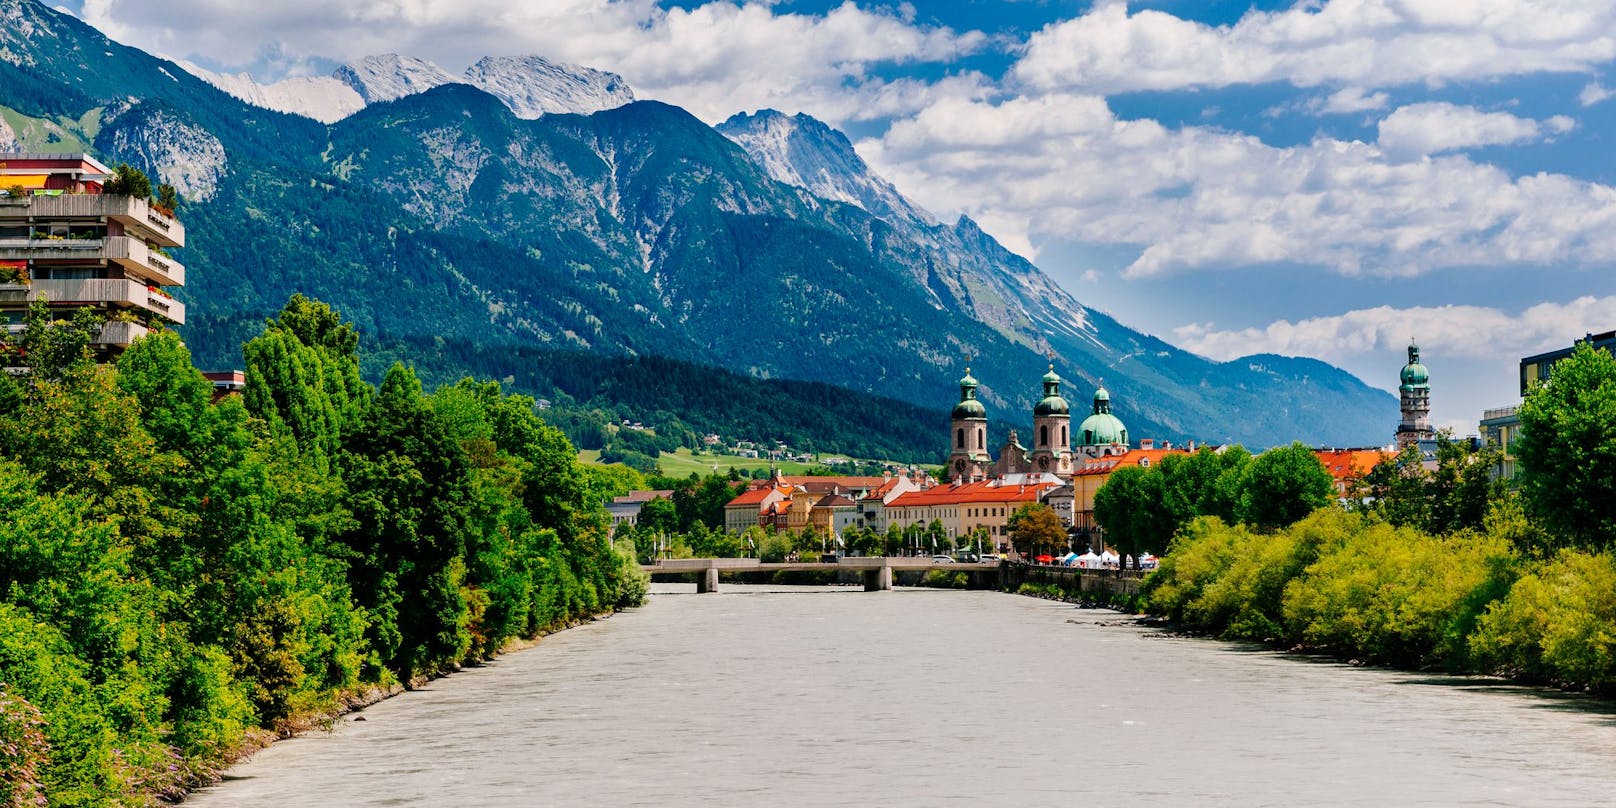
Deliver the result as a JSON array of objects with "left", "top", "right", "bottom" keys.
[
  {"left": 1478, "top": 328, "right": 1613, "bottom": 483},
  {"left": 606, "top": 489, "right": 674, "bottom": 534},
  {"left": 1395, "top": 342, "right": 1434, "bottom": 450},
  {"left": 1, "top": 154, "right": 185, "bottom": 359},
  {"left": 1313, "top": 448, "right": 1387, "bottom": 502},
  {"left": 1520, "top": 329, "right": 1616, "bottom": 394}
]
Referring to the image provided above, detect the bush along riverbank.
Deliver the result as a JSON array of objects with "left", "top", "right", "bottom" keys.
[
  {"left": 1141, "top": 507, "right": 1616, "bottom": 692},
  {"left": 0, "top": 297, "right": 649, "bottom": 807},
  {"left": 1098, "top": 342, "right": 1616, "bottom": 694}
]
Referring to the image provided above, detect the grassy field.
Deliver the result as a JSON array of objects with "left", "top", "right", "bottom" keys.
[{"left": 578, "top": 447, "right": 855, "bottom": 477}]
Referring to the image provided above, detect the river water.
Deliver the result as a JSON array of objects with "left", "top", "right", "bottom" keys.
[{"left": 186, "top": 584, "right": 1616, "bottom": 807}]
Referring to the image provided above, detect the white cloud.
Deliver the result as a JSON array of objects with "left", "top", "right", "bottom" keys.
[
  {"left": 1172, "top": 295, "right": 1616, "bottom": 363},
  {"left": 1013, "top": 1, "right": 1616, "bottom": 95},
  {"left": 1579, "top": 80, "right": 1614, "bottom": 105},
  {"left": 77, "top": 0, "right": 988, "bottom": 124},
  {"left": 1316, "top": 87, "right": 1390, "bottom": 114},
  {"left": 861, "top": 93, "right": 1616, "bottom": 279},
  {"left": 1377, "top": 102, "right": 1573, "bottom": 156}
]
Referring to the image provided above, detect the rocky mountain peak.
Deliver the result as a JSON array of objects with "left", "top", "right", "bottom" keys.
[
  {"left": 463, "top": 55, "right": 634, "bottom": 119},
  {"left": 334, "top": 54, "right": 459, "bottom": 104},
  {"left": 717, "top": 109, "right": 933, "bottom": 227}
]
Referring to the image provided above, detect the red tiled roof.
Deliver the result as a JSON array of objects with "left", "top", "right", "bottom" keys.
[
  {"left": 1313, "top": 449, "right": 1385, "bottom": 480},
  {"left": 725, "top": 484, "right": 791, "bottom": 508}
]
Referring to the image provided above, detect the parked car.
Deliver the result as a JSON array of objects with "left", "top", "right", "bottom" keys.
[
  {"left": 978, "top": 554, "right": 1002, "bottom": 563},
  {"left": 931, "top": 555, "right": 956, "bottom": 563}
]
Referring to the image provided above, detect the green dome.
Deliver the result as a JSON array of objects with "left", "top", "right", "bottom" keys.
[
  {"left": 953, "top": 365, "right": 986, "bottom": 420},
  {"left": 1034, "top": 364, "right": 1070, "bottom": 416},
  {"left": 1400, "top": 344, "right": 1430, "bottom": 390},
  {"left": 1078, "top": 412, "right": 1128, "bottom": 447},
  {"left": 1093, "top": 386, "right": 1110, "bottom": 403},
  {"left": 953, "top": 398, "right": 987, "bottom": 419}
]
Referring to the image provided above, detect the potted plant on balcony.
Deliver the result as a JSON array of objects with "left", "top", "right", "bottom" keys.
[{"left": 0, "top": 265, "right": 27, "bottom": 286}]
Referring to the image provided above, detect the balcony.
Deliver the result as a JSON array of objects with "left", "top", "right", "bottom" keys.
[
  {"left": 105, "top": 236, "right": 185, "bottom": 286},
  {"left": 1481, "top": 406, "right": 1520, "bottom": 422},
  {"left": 0, "top": 194, "right": 184, "bottom": 247},
  {"left": 0, "top": 236, "right": 184, "bottom": 287},
  {"left": 27, "top": 278, "right": 185, "bottom": 324},
  {"left": 96, "top": 320, "right": 151, "bottom": 347}
]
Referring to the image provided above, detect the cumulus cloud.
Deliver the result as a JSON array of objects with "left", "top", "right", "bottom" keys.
[
  {"left": 1315, "top": 87, "right": 1390, "bottom": 114},
  {"left": 1012, "top": 0, "right": 1616, "bottom": 95},
  {"left": 1172, "top": 295, "right": 1616, "bottom": 363},
  {"left": 1579, "top": 81, "right": 1614, "bottom": 105},
  {"left": 1378, "top": 102, "right": 1575, "bottom": 156},
  {"left": 78, "top": 0, "right": 988, "bottom": 124},
  {"left": 860, "top": 93, "right": 1616, "bottom": 279}
]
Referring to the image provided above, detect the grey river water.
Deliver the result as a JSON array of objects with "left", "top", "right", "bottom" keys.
[{"left": 186, "top": 584, "right": 1616, "bottom": 807}]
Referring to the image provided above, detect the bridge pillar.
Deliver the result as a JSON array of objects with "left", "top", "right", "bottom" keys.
[
  {"left": 696, "top": 567, "right": 719, "bottom": 594},
  {"left": 863, "top": 565, "right": 892, "bottom": 592}
]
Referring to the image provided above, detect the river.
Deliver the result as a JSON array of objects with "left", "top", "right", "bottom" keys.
[{"left": 186, "top": 584, "right": 1616, "bottom": 807}]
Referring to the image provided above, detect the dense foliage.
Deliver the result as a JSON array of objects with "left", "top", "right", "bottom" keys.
[
  {"left": 1138, "top": 344, "right": 1616, "bottom": 692},
  {"left": 0, "top": 297, "right": 646, "bottom": 805}
]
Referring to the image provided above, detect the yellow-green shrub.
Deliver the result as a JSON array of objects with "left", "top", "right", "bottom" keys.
[{"left": 1470, "top": 551, "right": 1616, "bottom": 689}]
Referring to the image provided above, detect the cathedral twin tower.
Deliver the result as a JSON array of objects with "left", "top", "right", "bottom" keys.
[{"left": 946, "top": 363, "right": 1130, "bottom": 483}]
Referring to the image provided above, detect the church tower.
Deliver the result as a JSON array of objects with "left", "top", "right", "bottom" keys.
[
  {"left": 1395, "top": 341, "right": 1434, "bottom": 450},
  {"left": 1028, "top": 363, "right": 1075, "bottom": 476},
  {"left": 947, "top": 365, "right": 991, "bottom": 483}
]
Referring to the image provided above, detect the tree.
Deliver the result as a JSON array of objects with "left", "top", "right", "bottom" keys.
[
  {"left": 1094, "top": 465, "right": 1172, "bottom": 562},
  {"left": 1239, "top": 442, "right": 1334, "bottom": 530},
  {"left": 243, "top": 295, "right": 368, "bottom": 468},
  {"left": 340, "top": 364, "right": 473, "bottom": 680},
  {"left": 154, "top": 183, "right": 179, "bottom": 214},
  {"left": 1007, "top": 503, "right": 1068, "bottom": 558},
  {"left": 1516, "top": 342, "right": 1616, "bottom": 549},
  {"left": 5, "top": 300, "right": 102, "bottom": 382},
  {"left": 102, "top": 163, "right": 152, "bottom": 200}
]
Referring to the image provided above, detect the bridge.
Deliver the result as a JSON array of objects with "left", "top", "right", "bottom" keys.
[{"left": 641, "top": 557, "right": 1004, "bottom": 593}]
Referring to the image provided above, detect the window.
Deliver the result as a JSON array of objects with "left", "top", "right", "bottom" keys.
[
  {"left": 956, "top": 427, "right": 965, "bottom": 449},
  {"left": 977, "top": 429, "right": 984, "bottom": 450},
  {"left": 1061, "top": 425, "right": 1068, "bottom": 445},
  {"left": 1040, "top": 425, "right": 1048, "bottom": 446}
]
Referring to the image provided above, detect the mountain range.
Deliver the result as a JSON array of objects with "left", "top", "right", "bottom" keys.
[{"left": 0, "top": 0, "right": 1398, "bottom": 454}]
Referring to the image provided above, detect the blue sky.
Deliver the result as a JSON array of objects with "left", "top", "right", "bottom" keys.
[{"left": 65, "top": 0, "right": 1616, "bottom": 438}]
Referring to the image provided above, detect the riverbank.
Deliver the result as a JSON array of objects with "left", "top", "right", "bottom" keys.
[{"left": 181, "top": 607, "right": 630, "bottom": 798}]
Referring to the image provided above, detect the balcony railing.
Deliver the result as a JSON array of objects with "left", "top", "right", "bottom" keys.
[
  {"left": 0, "top": 194, "right": 184, "bottom": 247},
  {"left": 0, "top": 236, "right": 185, "bottom": 287},
  {"left": 27, "top": 278, "right": 185, "bottom": 324},
  {"left": 96, "top": 320, "right": 150, "bottom": 347},
  {"left": 105, "top": 236, "right": 184, "bottom": 286},
  {"left": 1482, "top": 406, "right": 1520, "bottom": 421}
]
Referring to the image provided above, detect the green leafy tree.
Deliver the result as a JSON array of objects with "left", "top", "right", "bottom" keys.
[
  {"left": 102, "top": 163, "right": 152, "bottom": 200},
  {"left": 1094, "top": 464, "right": 1172, "bottom": 562},
  {"left": 5, "top": 300, "right": 102, "bottom": 382},
  {"left": 1007, "top": 503, "right": 1068, "bottom": 557},
  {"left": 1516, "top": 342, "right": 1616, "bottom": 549},
  {"left": 1238, "top": 442, "right": 1335, "bottom": 530},
  {"left": 243, "top": 295, "right": 368, "bottom": 468},
  {"left": 340, "top": 364, "right": 473, "bottom": 681},
  {"left": 154, "top": 183, "right": 179, "bottom": 213}
]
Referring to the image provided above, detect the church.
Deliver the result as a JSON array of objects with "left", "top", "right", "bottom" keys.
[{"left": 945, "top": 363, "right": 1132, "bottom": 483}]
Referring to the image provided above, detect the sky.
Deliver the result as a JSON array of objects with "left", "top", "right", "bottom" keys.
[{"left": 59, "top": 0, "right": 1616, "bottom": 438}]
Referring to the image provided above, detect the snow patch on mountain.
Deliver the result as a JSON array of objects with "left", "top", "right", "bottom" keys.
[
  {"left": 718, "top": 110, "right": 933, "bottom": 227},
  {"left": 182, "top": 53, "right": 635, "bottom": 123},
  {"left": 334, "top": 54, "right": 458, "bottom": 104},
  {"left": 464, "top": 56, "right": 633, "bottom": 119},
  {"left": 177, "top": 60, "right": 363, "bottom": 123}
]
